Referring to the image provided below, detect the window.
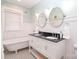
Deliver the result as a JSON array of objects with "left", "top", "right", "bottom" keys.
[{"left": 5, "top": 9, "right": 22, "bottom": 31}]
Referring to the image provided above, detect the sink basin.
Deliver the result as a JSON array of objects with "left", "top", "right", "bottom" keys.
[{"left": 46, "top": 37, "right": 58, "bottom": 40}]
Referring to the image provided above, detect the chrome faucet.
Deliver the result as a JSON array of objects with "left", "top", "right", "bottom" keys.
[{"left": 60, "top": 31, "right": 63, "bottom": 39}]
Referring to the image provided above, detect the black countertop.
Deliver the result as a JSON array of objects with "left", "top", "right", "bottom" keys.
[{"left": 29, "top": 33, "right": 65, "bottom": 43}]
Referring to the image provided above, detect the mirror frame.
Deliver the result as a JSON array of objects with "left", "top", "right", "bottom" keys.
[
  {"left": 37, "top": 12, "right": 47, "bottom": 28},
  {"left": 49, "top": 7, "right": 65, "bottom": 27}
]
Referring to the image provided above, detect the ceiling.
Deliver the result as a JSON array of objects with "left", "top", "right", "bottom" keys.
[{"left": 2, "top": 0, "right": 41, "bottom": 8}]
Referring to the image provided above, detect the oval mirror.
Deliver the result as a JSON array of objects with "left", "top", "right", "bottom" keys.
[
  {"left": 37, "top": 12, "right": 47, "bottom": 28},
  {"left": 49, "top": 7, "right": 64, "bottom": 27}
]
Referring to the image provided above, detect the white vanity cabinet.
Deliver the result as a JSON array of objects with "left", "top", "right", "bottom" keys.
[{"left": 31, "top": 36, "right": 65, "bottom": 59}]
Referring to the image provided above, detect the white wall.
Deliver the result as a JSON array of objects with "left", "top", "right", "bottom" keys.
[
  {"left": 31, "top": 0, "right": 76, "bottom": 18},
  {"left": 64, "top": 19, "right": 77, "bottom": 59}
]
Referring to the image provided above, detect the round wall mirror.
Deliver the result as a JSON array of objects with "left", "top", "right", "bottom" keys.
[
  {"left": 49, "top": 7, "right": 65, "bottom": 27},
  {"left": 37, "top": 12, "right": 47, "bottom": 28}
]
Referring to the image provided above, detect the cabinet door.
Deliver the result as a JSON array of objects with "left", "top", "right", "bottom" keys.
[
  {"left": 37, "top": 38, "right": 47, "bottom": 56},
  {"left": 31, "top": 37, "right": 47, "bottom": 56},
  {"left": 31, "top": 37, "right": 40, "bottom": 51},
  {"left": 46, "top": 40, "right": 65, "bottom": 59}
]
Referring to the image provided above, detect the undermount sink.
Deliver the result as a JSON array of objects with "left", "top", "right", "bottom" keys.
[
  {"left": 46, "top": 36, "right": 58, "bottom": 40},
  {"left": 32, "top": 33, "right": 59, "bottom": 40}
]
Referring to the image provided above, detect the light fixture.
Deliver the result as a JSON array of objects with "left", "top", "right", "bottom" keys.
[
  {"left": 44, "top": 8, "right": 53, "bottom": 17},
  {"left": 17, "top": 0, "right": 21, "bottom": 2},
  {"left": 35, "top": 13, "right": 40, "bottom": 18},
  {"left": 44, "top": 9, "right": 50, "bottom": 17}
]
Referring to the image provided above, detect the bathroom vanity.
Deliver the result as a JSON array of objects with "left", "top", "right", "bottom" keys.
[{"left": 30, "top": 32, "right": 66, "bottom": 59}]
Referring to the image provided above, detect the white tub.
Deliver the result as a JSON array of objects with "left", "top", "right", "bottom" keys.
[{"left": 3, "top": 37, "right": 30, "bottom": 52}]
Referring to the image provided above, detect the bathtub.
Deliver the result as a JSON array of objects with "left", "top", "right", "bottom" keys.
[{"left": 3, "top": 37, "right": 31, "bottom": 52}]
